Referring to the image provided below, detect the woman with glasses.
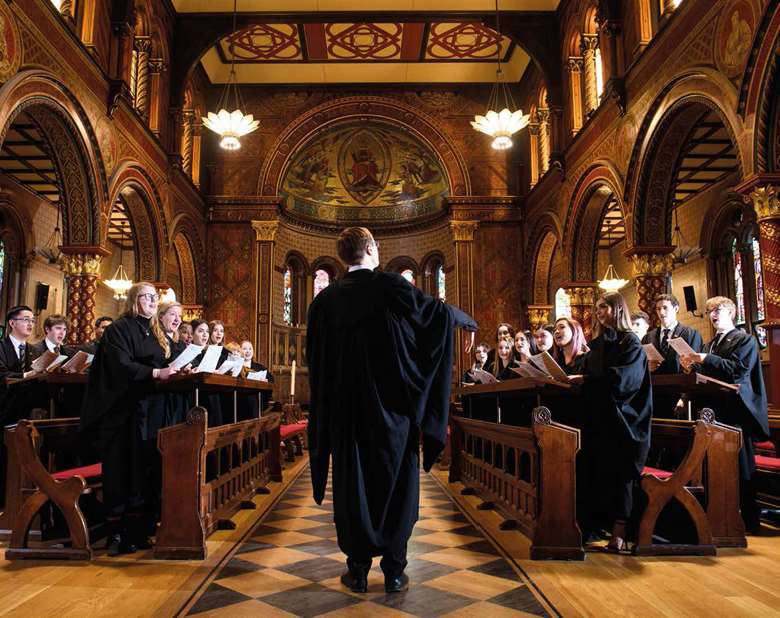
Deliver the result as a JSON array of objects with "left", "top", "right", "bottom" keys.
[{"left": 80, "top": 282, "right": 178, "bottom": 556}]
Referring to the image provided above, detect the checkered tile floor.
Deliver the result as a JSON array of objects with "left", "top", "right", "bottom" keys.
[{"left": 187, "top": 467, "right": 551, "bottom": 617}]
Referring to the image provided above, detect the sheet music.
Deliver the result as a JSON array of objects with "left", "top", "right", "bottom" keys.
[
  {"left": 62, "top": 350, "right": 88, "bottom": 373},
  {"left": 467, "top": 368, "right": 498, "bottom": 384},
  {"left": 195, "top": 345, "right": 222, "bottom": 373},
  {"left": 247, "top": 370, "right": 268, "bottom": 381},
  {"left": 642, "top": 343, "right": 665, "bottom": 363},
  {"left": 529, "top": 351, "right": 569, "bottom": 382},
  {"left": 668, "top": 337, "right": 696, "bottom": 358},
  {"left": 511, "top": 362, "right": 550, "bottom": 380},
  {"left": 168, "top": 343, "right": 204, "bottom": 370},
  {"left": 216, "top": 356, "right": 243, "bottom": 376}
]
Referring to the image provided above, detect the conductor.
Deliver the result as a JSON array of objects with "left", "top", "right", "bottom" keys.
[{"left": 307, "top": 227, "right": 477, "bottom": 593}]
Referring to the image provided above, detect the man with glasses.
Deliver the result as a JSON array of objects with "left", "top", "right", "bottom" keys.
[{"left": 0, "top": 305, "right": 41, "bottom": 507}]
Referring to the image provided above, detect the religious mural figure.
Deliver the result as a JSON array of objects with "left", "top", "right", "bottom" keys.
[
  {"left": 724, "top": 9, "right": 752, "bottom": 70},
  {"left": 340, "top": 130, "right": 390, "bottom": 205}
]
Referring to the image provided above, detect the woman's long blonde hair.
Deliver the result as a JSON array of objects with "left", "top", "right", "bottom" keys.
[
  {"left": 153, "top": 301, "right": 182, "bottom": 359},
  {"left": 123, "top": 281, "right": 156, "bottom": 318},
  {"left": 591, "top": 292, "right": 633, "bottom": 339}
]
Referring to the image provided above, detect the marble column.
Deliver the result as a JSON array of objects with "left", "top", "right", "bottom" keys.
[
  {"left": 252, "top": 220, "right": 279, "bottom": 367},
  {"left": 181, "top": 110, "right": 195, "bottom": 178},
  {"left": 537, "top": 108, "right": 551, "bottom": 175},
  {"left": 581, "top": 34, "right": 600, "bottom": 114},
  {"left": 527, "top": 305, "right": 553, "bottom": 332},
  {"left": 566, "top": 57, "right": 584, "bottom": 135},
  {"left": 562, "top": 283, "right": 598, "bottom": 338},
  {"left": 451, "top": 220, "right": 478, "bottom": 376},
  {"left": 628, "top": 251, "right": 674, "bottom": 326},
  {"left": 133, "top": 37, "right": 151, "bottom": 118},
  {"left": 60, "top": 251, "right": 105, "bottom": 344}
]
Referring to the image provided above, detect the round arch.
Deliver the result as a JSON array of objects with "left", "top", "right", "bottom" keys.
[
  {"left": 310, "top": 255, "right": 344, "bottom": 279},
  {"left": 0, "top": 70, "right": 107, "bottom": 246},
  {"left": 170, "top": 213, "right": 207, "bottom": 304}
]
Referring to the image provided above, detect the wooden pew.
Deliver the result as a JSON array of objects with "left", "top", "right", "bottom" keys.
[
  {"left": 280, "top": 401, "right": 307, "bottom": 462},
  {"left": 154, "top": 407, "right": 282, "bottom": 560},
  {"left": 756, "top": 412, "right": 780, "bottom": 512},
  {"left": 449, "top": 405, "right": 584, "bottom": 560},
  {"left": 3, "top": 417, "right": 102, "bottom": 560}
]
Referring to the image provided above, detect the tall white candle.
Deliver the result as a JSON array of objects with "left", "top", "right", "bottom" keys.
[{"left": 291, "top": 360, "right": 296, "bottom": 397}]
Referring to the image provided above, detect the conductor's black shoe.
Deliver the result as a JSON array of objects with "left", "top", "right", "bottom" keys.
[
  {"left": 340, "top": 570, "right": 368, "bottom": 593},
  {"left": 384, "top": 573, "right": 409, "bottom": 593}
]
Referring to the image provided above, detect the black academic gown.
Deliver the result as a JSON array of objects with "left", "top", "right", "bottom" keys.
[
  {"left": 552, "top": 348, "right": 588, "bottom": 376},
  {"left": 80, "top": 315, "right": 164, "bottom": 516},
  {"left": 307, "top": 269, "right": 477, "bottom": 563},
  {"left": 28, "top": 339, "right": 76, "bottom": 362},
  {"left": 486, "top": 359, "right": 522, "bottom": 381},
  {"left": 580, "top": 327, "right": 652, "bottom": 532},
  {"left": 697, "top": 329, "right": 769, "bottom": 478},
  {"left": 191, "top": 347, "right": 225, "bottom": 426},
  {"left": 237, "top": 361, "right": 274, "bottom": 421}
]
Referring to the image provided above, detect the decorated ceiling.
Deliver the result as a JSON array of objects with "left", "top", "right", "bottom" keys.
[
  {"left": 200, "top": 21, "right": 529, "bottom": 83},
  {"left": 280, "top": 119, "right": 449, "bottom": 224}
]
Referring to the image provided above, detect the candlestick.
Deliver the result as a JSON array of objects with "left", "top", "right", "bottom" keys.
[{"left": 291, "top": 360, "right": 296, "bottom": 397}]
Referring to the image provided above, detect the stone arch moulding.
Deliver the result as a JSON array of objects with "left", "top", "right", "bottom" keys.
[
  {"left": 625, "top": 70, "right": 747, "bottom": 243},
  {"left": 564, "top": 163, "right": 626, "bottom": 281},
  {"left": 172, "top": 232, "right": 197, "bottom": 304},
  {"left": 311, "top": 255, "right": 345, "bottom": 279},
  {"left": 170, "top": 212, "right": 207, "bottom": 304},
  {"left": 529, "top": 228, "right": 560, "bottom": 306},
  {"left": 257, "top": 96, "right": 471, "bottom": 200},
  {"left": 108, "top": 163, "right": 168, "bottom": 282},
  {"left": 385, "top": 256, "right": 420, "bottom": 275},
  {"left": 0, "top": 70, "right": 108, "bottom": 246}
]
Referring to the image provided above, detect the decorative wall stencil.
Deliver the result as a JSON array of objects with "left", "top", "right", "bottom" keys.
[
  {"left": 326, "top": 23, "right": 402, "bottom": 60},
  {"left": 96, "top": 117, "right": 117, "bottom": 175},
  {"left": 221, "top": 23, "right": 302, "bottom": 61},
  {"left": 281, "top": 119, "right": 449, "bottom": 223},
  {"left": 716, "top": 0, "right": 756, "bottom": 79},
  {"left": 0, "top": 4, "right": 21, "bottom": 83},
  {"left": 426, "top": 23, "right": 512, "bottom": 61}
]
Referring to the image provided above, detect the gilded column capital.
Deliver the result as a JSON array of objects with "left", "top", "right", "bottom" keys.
[
  {"left": 252, "top": 220, "right": 279, "bottom": 242},
  {"left": 568, "top": 286, "right": 597, "bottom": 306},
  {"left": 581, "top": 33, "right": 599, "bottom": 53},
  {"left": 81, "top": 254, "right": 102, "bottom": 276},
  {"left": 60, "top": 254, "right": 84, "bottom": 276},
  {"left": 133, "top": 35, "right": 152, "bottom": 53},
  {"left": 748, "top": 185, "right": 779, "bottom": 221},
  {"left": 629, "top": 253, "right": 674, "bottom": 277},
  {"left": 450, "top": 220, "right": 478, "bottom": 242},
  {"left": 566, "top": 56, "right": 584, "bottom": 72},
  {"left": 527, "top": 305, "right": 553, "bottom": 330}
]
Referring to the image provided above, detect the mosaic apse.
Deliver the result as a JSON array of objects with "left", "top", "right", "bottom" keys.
[{"left": 281, "top": 120, "right": 450, "bottom": 224}]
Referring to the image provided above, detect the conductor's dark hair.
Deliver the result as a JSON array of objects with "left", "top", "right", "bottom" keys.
[
  {"left": 337, "top": 227, "right": 375, "bottom": 265},
  {"left": 95, "top": 316, "right": 113, "bottom": 327},
  {"left": 630, "top": 310, "right": 650, "bottom": 323},
  {"left": 655, "top": 293, "right": 680, "bottom": 309},
  {"left": 6, "top": 305, "right": 33, "bottom": 324}
]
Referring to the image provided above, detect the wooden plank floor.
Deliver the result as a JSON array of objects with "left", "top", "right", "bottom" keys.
[{"left": 0, "top": 459, "right": 779, "bottom": 617}]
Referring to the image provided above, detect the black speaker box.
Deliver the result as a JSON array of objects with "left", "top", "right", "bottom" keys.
[
  {"left": 35, "top": 283, "right": 50, "bottom": 312},
  {"left": 683, "top": 285, "right": 697, "bottom": 313}
]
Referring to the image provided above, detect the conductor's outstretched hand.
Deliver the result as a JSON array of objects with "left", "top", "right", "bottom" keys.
[{"left": 464, "top": 331, "right": 475, "bottom": 355}]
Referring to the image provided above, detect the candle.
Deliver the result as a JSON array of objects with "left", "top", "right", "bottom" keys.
[{"left": 291, "top": 360, "right": 296, "bottom": 397}]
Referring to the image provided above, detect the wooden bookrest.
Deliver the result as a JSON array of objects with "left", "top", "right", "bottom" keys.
[{"left": 4, "top": 418, "right": 101, "bottom": 561}]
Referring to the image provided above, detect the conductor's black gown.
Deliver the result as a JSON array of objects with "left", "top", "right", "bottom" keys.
[
  {"left": 579, "top": 327, "right": 652, "bottom": 533},
  {"left": 307, "top": 269, "right": 476, "bottom": 570}
]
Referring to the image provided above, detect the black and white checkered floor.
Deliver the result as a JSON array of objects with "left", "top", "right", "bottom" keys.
[{"left": 187, "top": 467, "right": 551, "bottom": 617}]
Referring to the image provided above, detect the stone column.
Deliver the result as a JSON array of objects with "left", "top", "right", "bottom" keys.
[
  {"left": 581, "top": 34, "right": 600, "bottom": 114},
  {"left": 562, "top": 283, "right": 598, "bottom": 338},
  {"left": 537, "top": 108, "right": 551, "bottom": 175},
  {"left": 628, "top": 251, "right": 674, "bottom": 326},
  {"left": 60, "top": 251, "right": 105, "bottom": 344},
  {"left": 181, "top": 110, "right": 195, "bottom": 178},
  {"left": 252, "top": 220, "right": 279, "bottom": 367},
  {"left": 527, "top": 305, "right": 553, "bottom": 332},
  {"left": 148, "top": 58, "right": 165, "bottom": 135},
  {"left": 133, "top": 37, "right": 151, "bottom": 118},
  {"left": 567, "top": 57, "right": 584, "bottom": 135},
  {"left": 528, "top": 123, "right": 540, "bottom": 186},
  {"left": 451, "top": 220, "right": 478, "bottom": 375}
]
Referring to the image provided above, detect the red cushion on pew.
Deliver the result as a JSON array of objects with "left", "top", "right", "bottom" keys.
[
  {"left": 642, "top": 466, "right": 673, "bottom": 480},
  {"left": 755, "top": 454, "right": 780, "bottom": 471},
  {"left": 51, "top": 463, "right": 102, "bottom": 480},
  {"left": 280, "top": 423, "right": 307, "bottom": 440},
  {"left": 754, "top": 440, "right": 775, "bottom": 451}
]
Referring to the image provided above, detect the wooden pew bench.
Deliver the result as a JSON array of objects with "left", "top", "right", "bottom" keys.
[
  {"left": 638, "top": 409, "right": 744, "bottom": 555},
  {"left": 756, "top": 414, "right": 780, "bottom": 513},
  {"left": 3, "top": 417, "right": 102, "bottom": 560},
  {"left": 280, "top": 401, "right": 308, "bottom": 462},
  {"left": 155, "top": 407, "right": 282, "bottom": 559},
  {"left": 449, "top": 406, "right": 583, "bottom": 560}
]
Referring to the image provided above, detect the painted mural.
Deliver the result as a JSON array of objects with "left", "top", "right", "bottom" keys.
[{"left": 281, "top": 119, "right": 449, "bottom": 223}]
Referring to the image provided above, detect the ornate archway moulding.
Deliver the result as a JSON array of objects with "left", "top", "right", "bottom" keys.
[
  {"left": 257, "top": 95, "right": 471, "bottom": 201},
  {"left": 0, "top": 70, "right": 108, "bottom": 244},
  {"left": 446, "top": 195, "right": 521, "bottom": 223}
]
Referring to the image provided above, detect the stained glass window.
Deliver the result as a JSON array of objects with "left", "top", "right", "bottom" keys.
[
  {"left": 283, "top": 267, "right": 292, "bottom": 325},
  {"left": 733, "top": 238, "right": 746, "bottom": 325},
  {"left": 555, "top": 288, "right": 571, "bottom": 319},
  {"left": 313, "top": 268, "right": 330, "bottom": 298},
  {"left": 595, "top": 46, "right": 604, "bottom": 102},
  {"left": 752, "top": 236, "right": 765, "bottom": 321},
  {"left": 401, "top": 269, "right": 415, "bottom": 286},
  {"left": 436, "top": 265, "right": 445, "bottom": 301}
]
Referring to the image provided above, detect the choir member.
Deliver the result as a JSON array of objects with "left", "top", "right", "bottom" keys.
[
  {"left": 80, "top": 316, "right": 113, "bottom": 355},
  {"left": 513, "top": 331, "right": 532, "bottom": 363},
  {"left": 680, "top": 296, "right": 769, "bottom": 532},
  {"left": 488, "top": 336, "right": 521, "bottom": 380},
  {"left": 209, "top": 320, "right": 225, "bottom": 345},
  {"left": 579, "top": 292, "right": 652, "bottom": 552},
  {"left": 191, "top": 319, "right": 210, "bottom": 347},
  {"left": 533, "top": 325, "right": 554, "bottom": 353},
  {"left": 178, "top": 323, "right": 193, "bottom": 345},
  {"left": 189, "top": 319, "right": 223, "bottom": 425},
  {"left": 0, "top": 305, "right": 37, "bottom": 507},
  {"left": 155, "top": 302, "right": 188, "bottom": 426},
  {"left": 80, "top": 282, "right": 177, "bottom": 555},
  {"left": 630, "top": 310, "right": 650, "bottom": 341},
  {"left": 643, "top": 294, "right": 703, "bottom": 374},
  {"left": 462, "top": 342, "right": 490, "bottom": 383},
  {"left": 552, "top": 317, "right": 589, "bottom": 375},
  {"left": 525, "top": 330, "right": 540, "bottom": 355},
  {"left": 486, "top": 323, "right": 515, "bottom": 367},
  {"left": 307, "top": 226, "right": 477, "bottom": 593},
  {"left": 240, "top": 340, "right": 273, "bottom": 380},
  {"left": 238, "top": 340, "right": 274, "bottom": 417},
  {"left": 29, "top": 314, "right": 75, "bottom": 360}
]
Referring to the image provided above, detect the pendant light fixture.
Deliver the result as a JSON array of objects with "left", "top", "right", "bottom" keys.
[
  {"left": 202, "top": 0, "right": 259, "bottom": 150},
  {"left": 671, "top": 206, "right": 699, "bottom": 265},
  {"left": 598, "top": 263, "right": 629, "bottom": 292},
  {"left": 470, "top": 0, "right": 530, "bottom": 150},
  {"left": 105, "top": 245, "right": 133, "bottom": 301},
  {"left": 39, "top": 202, "right": 63, "bottom": 264}
]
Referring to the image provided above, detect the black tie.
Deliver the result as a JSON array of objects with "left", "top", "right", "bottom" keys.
[
  {"left": 661, "top": 329, "right": 670, "bottom": 351},
  {"left": 712, "top": 334, "right": 724, "bottom": 354},
  {"left": 54, "top": 345, "right": 61, "bottom": 355},
  {"left": 18, "top": 343, "right": 25, "bottom": 361}
]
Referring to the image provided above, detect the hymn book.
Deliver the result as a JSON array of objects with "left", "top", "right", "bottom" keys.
[
  {"left": 31, "top": 350, "right": 68, "bottom": 373},
  {"left": 668, "top": 337, "right": 697, "bottom": 358},
  {"left": 61, "top": 350, "right": 92, "bottom": 373},
  {"left": 466, "top": 368, "right": 498, "bottom": 384},
  {"left": 168, "top": 343, "right": 204, "bottom": 370},
  {"left": 194, "top": 345, "right": 222, "bottom": 373},
  {"left": 642, "top": 343, "right": 665, "bottom": 363},
  {"left": 527, "top": 351, "right": 570, "bottom": 382},
  {"left": 247, "top": 370, "right": 268, "bottom": 381}
]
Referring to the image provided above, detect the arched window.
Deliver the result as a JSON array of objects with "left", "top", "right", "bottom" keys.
[
  {"left": 594, "top": 46, "right": 604, "bottom": 101},
  {"left": 732, "top": 238, "right": 746, "bottom": 325},
  {"left": 313, "top": 268, "right": 330, "bottom": 297},
  {"left": 436, "top": 265, "right": 446, "bottom": 301},
  {"left": 555, "top": 288, "right": 572, "bottom": 319},
  {"left": 283, "top": 267, "right": 293, "bottom": 326},
  {"left": 753, "top": 237, "right": 765, "bottom": 321},
  {"left": 401, "top": 269, "right": 416, "bottom": 285}
]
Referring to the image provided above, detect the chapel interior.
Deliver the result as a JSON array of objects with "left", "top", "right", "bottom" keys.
[{"left": 0, "top": 0, "right": 779, "bottom": 616}]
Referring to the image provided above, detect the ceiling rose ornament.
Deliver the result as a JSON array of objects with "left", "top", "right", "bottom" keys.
[
  {"left": 202, "top": 0, "right": 259, "bottom": 151},
  {"left": 470, "top": 0, "right": 529, "bottom": 150}
]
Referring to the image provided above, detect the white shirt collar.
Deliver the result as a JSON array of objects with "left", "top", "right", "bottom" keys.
[
  {"left": 661, "top": 321, "right": 678, "bottom": 333},
  {"left": 45, "top": 338, "right": 58, "bottom": 352},
  {"left": 8, "top": 334, "right": 25, "bottom": 358},
  {"left": 348, "top": 264, "right": 373, "bottom": 272}
]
